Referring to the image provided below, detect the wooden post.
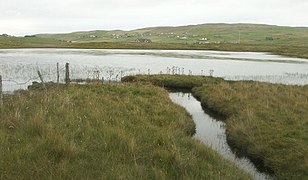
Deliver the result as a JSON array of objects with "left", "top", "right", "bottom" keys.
[
  {"left": 65, "top": 63, "right": 70, "bottom": 85},
  {"left": 93, "top": 70, "right": 100, "bottom": 80},
  {"left": 37, "top": 70, "right": 47, "bottom": 91},
  {"left": 209, "top": 69, "right": 214, "bottom": 77},
  {"left": 0, "top": 75, "right": 3, "bottom": 106},
  {"left": 57, "top": 62, "right": 60, "bottom": 84}
]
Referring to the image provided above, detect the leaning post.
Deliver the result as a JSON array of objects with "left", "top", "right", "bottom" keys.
[
  {"left": 65, "top": 63, "right": 70, "bottom": 85},
  {"left": 37, "top": 70, "right": 47, "bottom": 91},
  {"left": 57, "top": 62, "right": 60, "bottom": 85}
]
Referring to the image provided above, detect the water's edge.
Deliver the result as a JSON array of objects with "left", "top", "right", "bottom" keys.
[
  {"left": 1, "top": 48, "right": 308, "bottom": 92},
  {"left": 169, "top": 92, "right": 272, "bottom": 180}
]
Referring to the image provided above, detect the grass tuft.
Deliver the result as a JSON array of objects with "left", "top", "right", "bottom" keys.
[
  {"left": 0, "top": 83, "right": 250, "bottom": 179},
  {"left": 193, "top": 81, "right": 308, "bottom": 179}
]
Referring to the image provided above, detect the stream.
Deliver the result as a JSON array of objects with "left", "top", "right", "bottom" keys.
[{"left": 169, "top": 92, "right": 272, "bottom": 180}]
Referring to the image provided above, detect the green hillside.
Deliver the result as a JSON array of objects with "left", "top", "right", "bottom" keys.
[
  {"left": 35, "top": 23, "right": 308, "bottom": 46},
  {"left": 1, "top": 23, "right": 308, "bottom": 59},
  {"left": 0, "top": 35, "right": 69, "bottom": 48}
]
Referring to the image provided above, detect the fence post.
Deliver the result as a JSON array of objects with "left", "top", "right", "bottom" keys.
[
  {"left": 209, "top": 69, "right": 214, "bottom": 77},
  {"left": 37, "top": 70, "right": 47, "bottom": 91},
  {"left": 57, "top": 62, "right": 60, "bottom": 85},
  {"left": 0, "top": 75, "right": 3, "bottom": 106},
  {"left": 65, "top": 63, "right": 70, "bottom": 85}
]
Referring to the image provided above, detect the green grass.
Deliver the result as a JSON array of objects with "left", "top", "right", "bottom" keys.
[
  {"left": 0, "top": 83, "right": 250, "bottom": 179},
  {"left": 123, "top": 75, "right": 308, "bottom": 179},
  {"left": 0, "top": 36, "right": 69, "bottom": 48},
  {"left": 122, "top": 75, "right": 224, "bottom": 89},
  {"left": 193, "top": 81, "right": 308, "bottom": 179}
]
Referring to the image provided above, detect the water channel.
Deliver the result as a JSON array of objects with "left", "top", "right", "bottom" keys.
[{"left": 170, "top": 92, "right": 272, "bottom": 180}]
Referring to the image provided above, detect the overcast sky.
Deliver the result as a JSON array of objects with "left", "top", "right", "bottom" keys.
[{"left": 1, "top": 0, "right": 308, "bottom": 36}]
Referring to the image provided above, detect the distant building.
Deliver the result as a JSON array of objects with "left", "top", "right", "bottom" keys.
[
  {"left": 195, "top": 41, "right": 210, "bottom": 44},
  {"left": 135, "top": 39, "right": 152, "bottom": 43},
  {"left": 200, "top": 37, "right": 208, "bottom": 41}
]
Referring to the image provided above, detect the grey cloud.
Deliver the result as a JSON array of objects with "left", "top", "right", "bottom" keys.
[{"left": 0, "top": 0, "right": 307, "bottom": 35}]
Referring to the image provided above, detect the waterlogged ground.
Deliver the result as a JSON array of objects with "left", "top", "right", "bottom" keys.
[
  {"left": 170, "top": 92, "right": 272, "bottom": 180},
  {"left": 1, "top": 48, "right": 308, "bottom": 91}
]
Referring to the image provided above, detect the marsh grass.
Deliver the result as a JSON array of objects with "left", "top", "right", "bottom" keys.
[
  {"left": 192, "top": 81, "right": 308, "bottom": 179},
  {"left": 0, "top": 83, "right": 250, "bottom": 179},
  {"left": 125, "top": 75, "right": 308, "bottom": 179},
  {"left": 122, "top": 75, "right": 224, "bottom": 89}
]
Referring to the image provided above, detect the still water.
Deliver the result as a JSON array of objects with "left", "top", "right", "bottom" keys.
[
  {"left": 0, "top": 48, "right": 308, "bottom": 91},
  {"left": 170, "top": 92, "right": 272, "bottom": 180}
]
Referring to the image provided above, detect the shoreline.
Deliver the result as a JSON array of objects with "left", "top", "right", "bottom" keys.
[{"left": 1, "top": 42, "right": 308, "bottom": 59}]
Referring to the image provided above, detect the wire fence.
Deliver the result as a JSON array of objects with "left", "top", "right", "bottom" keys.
[
  {"left": 1, "top": 61, "right": 308, "bottom": 94},
  {"left": 0, "top": 63, "right": 215, "bottom": 93},
  {"left": 1, "top": 65, "right": 67, "bottom": 92}
]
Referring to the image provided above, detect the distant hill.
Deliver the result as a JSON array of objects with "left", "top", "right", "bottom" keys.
[
  {"left": 36, "top": 23, "right": 308, "bottom": 46},
  {"left": 2, "top": 23, "right": 308, "bottom": 59}
]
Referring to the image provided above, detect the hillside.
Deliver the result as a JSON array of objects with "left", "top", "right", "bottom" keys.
[
  {"left": 1, "top": 23, "right": 308, "bottom": 59},
  {"left": 35, "top": 23, "right": 308, "bottom": 46},
  {"left": 0, "top": 35, "right": 69, "bottom": 48}
]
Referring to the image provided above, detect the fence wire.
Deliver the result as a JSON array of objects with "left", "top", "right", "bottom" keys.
[
  {"left": 1, "top": 64, "right": 207, "bottom": 92},
  {"left": 1, "top": 62, "right": 308, "bottom": 92}
]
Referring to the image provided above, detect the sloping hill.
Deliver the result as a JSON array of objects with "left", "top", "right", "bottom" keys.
[
  {"left": 0, "top": 35, "right": 69, "bottom": 48},
  {"left": 36, "top": 23, "right": 308, "bottom": 46}
]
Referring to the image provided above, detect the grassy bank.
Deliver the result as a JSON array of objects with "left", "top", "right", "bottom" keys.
[
  {"left": 0, "top": 83, "right": 250, "bottom": 179},
  {"left": 1, "top": 36, "right": 308, "bottom": 59},
  {"left": 193, "top": 81, "right": 308, "bottom": 179},
  {"left": 122, "top": 75, "right": 224, "bottom": 89},
  {"left": 68, "top": 42, "right": 308, "bottom": 59},
  {"left": 124, "top": 75, "right": 308, "bottom": 179}
]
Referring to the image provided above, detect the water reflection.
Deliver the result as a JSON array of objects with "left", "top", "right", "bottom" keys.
[{"left": 169, "top": 92, "right": 272, "bottom": 180}]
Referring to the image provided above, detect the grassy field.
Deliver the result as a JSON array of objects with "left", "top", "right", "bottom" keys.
[
  {"left": 0, "top": 36, "right": 69, "bottom": 48},
  {"left": 124, "top": 75, "right": 308, "bottom": 179},
  {"left": 0, "top": 83, "right": 250, "bottom": 179}
]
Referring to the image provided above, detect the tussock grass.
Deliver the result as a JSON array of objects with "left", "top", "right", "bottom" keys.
[
  {"left": 193, "top": 81, "right": 308, "bottom": 179},
  {"left": 124, "top": 75, "right": 308, "bottom": 179},
  {"left": 0, "top": 83, "right": 250, "bottom": 179},
  {"left": 122, "top": 75, "right": 224, "bottom": 89}
]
